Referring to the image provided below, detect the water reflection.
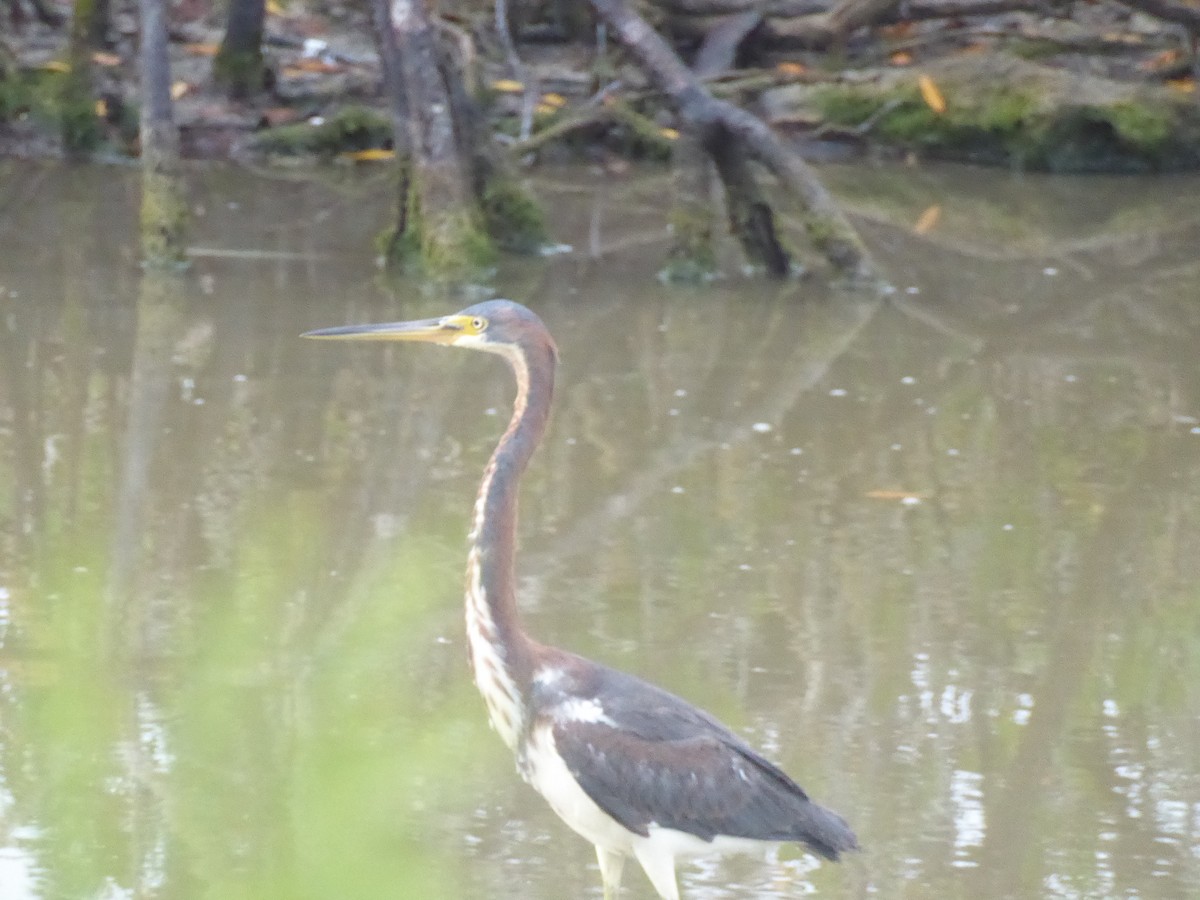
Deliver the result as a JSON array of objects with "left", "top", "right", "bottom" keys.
[{"left": 0, "top": 161, "right": 1198, "bottom": 899}]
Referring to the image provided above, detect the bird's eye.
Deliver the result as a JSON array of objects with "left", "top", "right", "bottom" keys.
[{"left": 471, "top": 317, "right": 487, "bottom": 332}]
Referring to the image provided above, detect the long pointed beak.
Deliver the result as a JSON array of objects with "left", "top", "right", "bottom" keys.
[{"left": 302, "top": 316, "right": 464, "bottom": 344}]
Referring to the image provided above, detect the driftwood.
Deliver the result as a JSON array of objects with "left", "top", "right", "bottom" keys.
[
  {"left": 764, "top": 0, "right": 900, "bottom": 48},
  {"left": 588, "top": 0, "right": 882, "bottom": 281},
  {"left": 667, "top": 0, "right": 1065, "bottom": 48}
]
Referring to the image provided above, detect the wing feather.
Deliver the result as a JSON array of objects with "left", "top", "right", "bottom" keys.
[{"left": 544, "top": 665, "right": 858, "bottom": 859}]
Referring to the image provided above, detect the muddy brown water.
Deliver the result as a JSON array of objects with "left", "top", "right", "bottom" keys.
[{"left": 0, "top": 159, "right": 1198, "bottom": 898}]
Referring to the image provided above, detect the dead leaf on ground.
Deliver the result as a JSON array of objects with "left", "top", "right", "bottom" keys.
[
  {"left": 260, "top": 107, "right": 304, "bottom": 126},
  {"left": 918, "top": 74, "right": 946, "bottom": 114},
  {"left": 184, "top": 43, "right": 220, "bottom": 56},
  {"left": 283, "top": 59, "right": 343, "bottom": 75},
  {"left": 913, "top": 204, "right": 941, "bottom": 234},
  {"left": 1140, "top": 48, "right": 1182, "bottom": 70}
]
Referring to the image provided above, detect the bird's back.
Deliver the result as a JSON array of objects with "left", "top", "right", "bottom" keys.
[{"left": 524, "top": 651, "right": 858, "bottom": 860}]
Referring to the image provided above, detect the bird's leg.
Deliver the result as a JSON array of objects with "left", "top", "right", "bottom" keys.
[
  {"left": 632, "top": 846, "right": 680, "bottom": 900},
  {"left": 596, "top": 846, "right": 625, "bottom": 900}
]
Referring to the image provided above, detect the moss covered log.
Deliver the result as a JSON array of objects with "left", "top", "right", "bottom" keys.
[{"left": 768, "top": 53, "right": 1200, "bottom": 173}]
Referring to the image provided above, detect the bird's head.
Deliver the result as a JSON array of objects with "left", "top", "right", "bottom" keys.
[{"left": 302, "top": 299, "right": 556, "bottom": 362}]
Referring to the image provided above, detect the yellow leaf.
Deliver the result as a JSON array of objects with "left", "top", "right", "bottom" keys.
[
  {"left": 659, "top": 127, "right": 679, "bottom": 140},
  {"left": 775, "top": 61, "right": 807, "bottom": 75},
  {"left": 184, "top": 43, "right": 220, "bottom": 56},
  {"left": 913, "top": 204, "right": 941, "bottom": 234},
  {"left": 95, "top": 98, "right": 108, "bottom": 117},
  {"left": 170, "top": 81, "right": 191, "bottom": 100},
  {"left": 539, "top": 92, "right": 566, "bottom": 109},
  {"left": 889, "top": 51, "right": 913, "bottom": 66},
  {"left": 918, "top": 73, "right": 946, "bottom": 114},
  {"left": 266, "top": 0, "right": 285, "bottom": 13},
  {"left": 491, "top": 79, "right": 524, "bottom": 93},
  {"left": 91, "top": 51, "right": 122, "bottom": 67},
  {"left": 38, "top": 60, "right": 71, "bottom": 73},
  {"left": 340, "top": 148, "right": 396, "bottom": 162},
  {"left": 1167, "top": 77, "right": 1196, "bottom": 93}
]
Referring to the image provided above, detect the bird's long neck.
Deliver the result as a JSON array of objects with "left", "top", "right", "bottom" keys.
[{"left": 465, "top": 339, "right": 555, "bottom": 752}]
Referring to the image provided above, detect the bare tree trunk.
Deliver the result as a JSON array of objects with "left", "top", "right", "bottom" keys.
[
  {"left": 664, "top": 123, "right": 719, "bottom": 282},
  {"left": 366, "top": 0, "right": 545, "bottom": 278},
  {"left": 214, "top": 0, "right": 266, "bottom": 99},
  {"left": 388, "top": 0, "right": 484, "bottom": 277},
  {"left": 139, "top": 0, "right": 187, "bottom": 265},
  {"left": 366, "top": 0, "right": 415, "bottom": 262}
]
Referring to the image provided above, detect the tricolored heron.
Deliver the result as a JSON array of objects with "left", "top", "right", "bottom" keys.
[{"left": 304, "top": 300, "right": 857, "bottom": 899}]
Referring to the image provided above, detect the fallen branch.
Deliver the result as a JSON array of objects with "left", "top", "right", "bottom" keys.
[
  {"left": 588, "top": 0, "right": 883, "bottom": 281},
  {"left": 1118, "top": 0, "right": 1200, "bottom": 29},
  {"left": 761, "top": 0, "right": 901, "bottom": 47},
  {"left": 668, "top": 0, "right": 1059, "bottom": 48}
]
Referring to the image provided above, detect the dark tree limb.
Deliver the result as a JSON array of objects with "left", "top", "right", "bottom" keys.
[
  {"left": 213, "top": 0, "right": 266, "bottom": 98},
  {"left": 692, "top": 10, "right": 763, "bottom": 76},
  {"left": 589, "top": 0, "right": 881, "bottom": 281},
  {"left": 709, "top": 132, "right": 790, "bottom": 275},
  {"left": 664, "top": 120, "right": 719, "bottom": 282}
]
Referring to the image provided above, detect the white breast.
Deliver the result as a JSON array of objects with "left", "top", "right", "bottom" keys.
[{"left": 521, "top": 723, "right": 636, "bottom": 854}]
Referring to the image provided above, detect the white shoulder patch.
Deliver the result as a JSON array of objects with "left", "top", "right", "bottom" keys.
[
  {"left": 555, "top": 697, "right": 614, "bottom": 725},
  {"left": 533, "top": 666, "right": 566, "bottom": 687}
]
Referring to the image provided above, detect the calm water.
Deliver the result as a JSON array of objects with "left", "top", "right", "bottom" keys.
[{"left": 1, "top": 160, "right": 1198, "bottom": 899}]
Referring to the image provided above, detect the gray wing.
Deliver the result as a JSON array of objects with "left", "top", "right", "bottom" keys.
[{"left": 547, "top": 667, "right": 858, "bottom": 859}]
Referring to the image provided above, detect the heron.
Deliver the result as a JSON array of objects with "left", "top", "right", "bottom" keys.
[{"left": 304, "top": 299, "right": 857, "bottom": 899}]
